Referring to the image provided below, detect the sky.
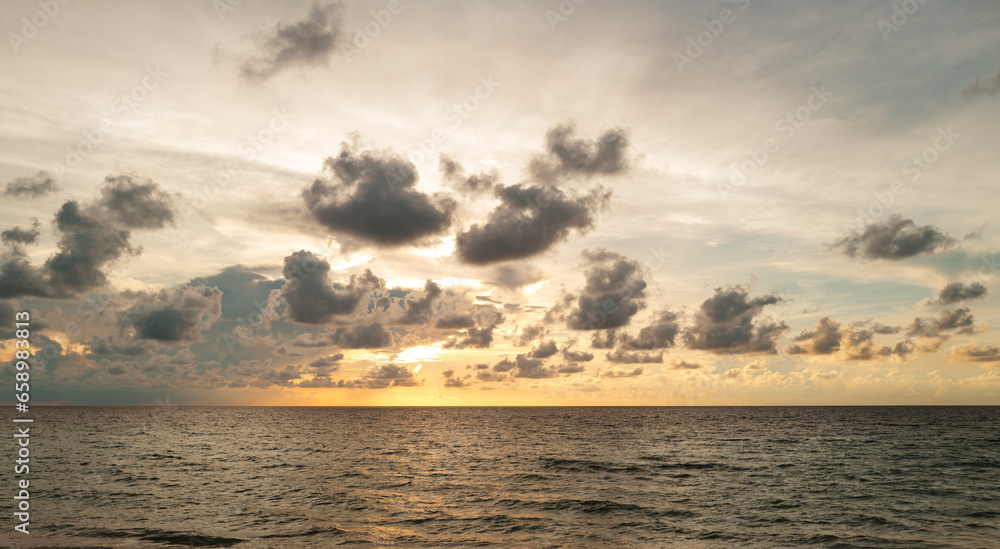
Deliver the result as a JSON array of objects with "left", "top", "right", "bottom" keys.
[{"left": 1, "top": 0, "right": 999, "bottom": 405}]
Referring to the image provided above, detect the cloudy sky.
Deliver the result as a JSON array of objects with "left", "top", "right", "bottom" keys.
[{"left": 2, "top": 0, "right": 999, "bottom": 405}]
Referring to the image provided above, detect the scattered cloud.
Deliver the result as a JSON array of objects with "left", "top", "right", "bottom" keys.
[
  {"left": 602, "top": 366, "right": 644, "bottom": 378},
  {"left": 455, "top": 184, "right": 610, "bottom": 265},
  {"left": 0, "top": 175, "right": 176, "bottom": 299},
  {"left": 605, "top": 350, "right": 663, "bottom": 363},
  {"left": 121, "top": 285, "right": 223, "bottom": 342},
  {"left": 232, "top": 2, "right": 345, "bottom": 82},
  {"left": 98, "top": 174, "right": 176, "bottom": 229},
  {"left": 907, "top": 308, "right": 978, "bottom": 350},
  {"left": 302, "top": 138, "right": 456, "bottom": 247},
  {"left": 550, "top": 249, "right": 647, "bottom": 330},
  {"left": 933, "top": 282, "right": 987, "bottom": 305},
  {"left": 1, "top": 219, "right": 40, "bottom": 246},
  {"left": 683, "top": 285, "right": 787, "bottom": 354},
  {"left": 3, "top": 171, "right": 58, "bottom": 198},
  {"left": 279, "top": 250, "right": 384, "bottom": 324},
  {"left": 832, "top": 215, "right": 955, "bottom": 260},
  {"left": 338, "top": 363, "right": 420, "bottom": 388},
  {"left": 527, "top": 123, "right": 630, "bottom": 184},
  {"left": 619, "top": 309, "right": 680, "bottom": 350},
  {"left": 438, "top": 154, "right": 498, "bottom": 195},
  {"left": 785, "top": 317, "right": 912, "bottom": 361}
]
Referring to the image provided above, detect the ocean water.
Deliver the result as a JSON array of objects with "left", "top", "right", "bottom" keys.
[{"left": 2, "top": 406, "right": 999, "bottom": 548}]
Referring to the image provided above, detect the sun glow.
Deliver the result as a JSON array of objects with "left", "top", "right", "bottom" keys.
[{"left": 394, "top": 344, "right": 447, "bottom": 364}]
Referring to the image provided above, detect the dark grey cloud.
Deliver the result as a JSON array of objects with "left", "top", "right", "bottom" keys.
[
  {"left": 515, "top": 323, "right": 547, "bottom": 346},
  {"left": 0, "top": 247, "right": 49, "bottom": 299},
  {"left": 489, "top": 263, "right": 545, "bottom": 290},
  {"left": 303, "top": 139, "right": 456, "bottom": 247},
  {"left": 619, "top": 310, "right": 680, "bottom": 350},
  {"left": 98, "top": 174, "right": 176, "bottom": 229},
  {"left": 1, "top": 219, "right": 40, "bottom": 245},
  {"left": 907, "top": 308, "right": 976, "bottom": 346},
  {"left": 235, "top": 2, "right": 345, "bottom": 82},
  {"left": 297, "top": 375, "right": 337, "bottom": 388},
  {"left": 434, "top": 314, "right": 474, "bottom": 329},
  {"left": 669, "top": 360, "right": 702, "bottom": 370},
  {"left": 786, "top": 317, "right": 911, "bottom": 360},
  {"left": 590, "top": 329, "right": 617, "bottom": 349},
  {"left": 934, "top": 282, "right": 987, "bottom": 305},
  {"left": 550, "top": 249, "right": 647, "bottom": 330},
  {"left": 850, "top": 321, "right": 901, "bottom": 335},
  {"left": 400, "top": 280, "right": 442, "bottom": 325},
  {"left": 605, "top": 350, "right": 663, "bottom": 364},
  {"left": 556, "top": 363, "right": 585, "bottom": 374},
  {"left": 3, "top": 171, "right": 58, "bottom": 198},
  {"left": 442, "top": 304, "right": 504, "bottom": 349},
  {"left": 528, "top": 123, "right": 630, "bottom": 184},
  {"left": 492, "top": 358, "right": 516, "bottom": 372},
  {"left": 512, "top": 354, "right": 552, "bottom": 379},
  {"left": 301, "top": 364, "right": 420, "bottom": 389},
  {"left": 602, "top": 366, "right": 644, "bottom": 378},
  {"left": 442, "top": 327, "right": 494, "bottom": 349},
  {"left": 561, "top": 347, "right": 594, "bottom": 362},
  {"left": 438, "top": 154, "right": 498, "bottom": 195},
  {"left": 250, "top": 365, "right": 303, "bottom": 388},
  {"left": 44, "top": 201, "right": 138, "bottom": 296},
  {"left": 279, "top": 250, "right": 384, "bottom": 324},
  {"left": 443, "top": 369, "right": 472, "bottom": 388},
  {"left": 122, "top": 285, "right": 223, "bottom": 342},
  {"left": 478, "top": 354, "right": 571, "bottom": 380},
  {"left": 455, "top": 185, "right": 610, "bottom": 265},
  {"left": 832, "top": 215, "right": 955, "bottom": 260},
  {"left": 308, "top": 353, "right": 343, "bottom": 374},
  {"left": 0, "top": 302, "right": 16, "bottom": 339},
  {"left": 528, "top": 340, "right": 559, "bottom": 359},
  {"left": 786, "top": 317, "right": 842, "bottom": 355},
  {"left": 339, "top": 364, "right": 419, "bottom": 388},
  {"left": 328, "top": 323, "right": 394, "bottom": 349},
  {"left": 962, "top": 66, "right": 1000, "bottom": 99},
  {"left": 476, "top": 370, "right": 507, "bottom": 382},
  {"left": 0, "top": 175, "right": 176, "bottom": 299},
  {"left": 86, "top": 335, "right": 147, "bottom": 356},
  {"left": 683, "top": 286, "right": 787, "bottom": 355}
]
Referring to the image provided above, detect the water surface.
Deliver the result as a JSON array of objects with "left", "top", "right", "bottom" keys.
[{"left": 3, "top": 406, "right": 998, "bottom": 548}]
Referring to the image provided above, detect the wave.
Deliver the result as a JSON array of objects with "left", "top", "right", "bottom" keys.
[{"left": 71, "top": 527, "right": 244, "bottom": 547}]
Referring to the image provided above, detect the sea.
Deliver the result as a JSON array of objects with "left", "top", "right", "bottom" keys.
[{"left": 1, "top": 406, "right": 998, "bottom": 548}]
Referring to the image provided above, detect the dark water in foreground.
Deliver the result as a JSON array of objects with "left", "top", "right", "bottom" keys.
[{"left": 1, "top": 407, "right": 998, "bottom": 548}]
